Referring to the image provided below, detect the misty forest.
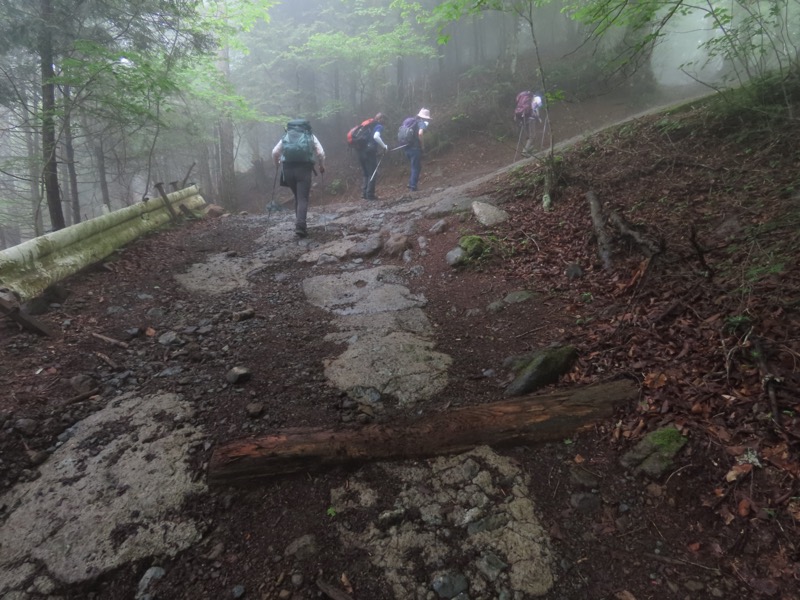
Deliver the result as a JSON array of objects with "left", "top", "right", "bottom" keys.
[
  {"left": 3, "top": 1, "right": 800, "bottom": 599},
  {"left": 1, "top": 0, "right": 796, "bottom": 246}
]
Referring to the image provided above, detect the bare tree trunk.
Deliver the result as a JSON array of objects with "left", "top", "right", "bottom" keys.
[
  {"left": 199, "top": 143, "right": 214, "bottom": 200},
  {"left": 216, "top": 41, "right": 236, "bottom": 209},
  {"left": 94, "top": 140, "right": 111, "bottom": 211},
  {"left": 39, "top": 0, "right": 64, "bottom": 231},
  {"left": 24, "top": 94, "right": 44, "bottom": 236}
]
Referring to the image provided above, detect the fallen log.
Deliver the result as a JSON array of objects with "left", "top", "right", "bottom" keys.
[
  {"left": 0, "top": 295, "right": 58, "bottom": 337},
  {"left": 208, "top": 379, "right": 638, "bottom": 486}
]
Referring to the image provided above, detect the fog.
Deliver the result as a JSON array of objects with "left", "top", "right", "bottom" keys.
[{"left": 0, "top": 0, "right": 791, "bottom": 246}]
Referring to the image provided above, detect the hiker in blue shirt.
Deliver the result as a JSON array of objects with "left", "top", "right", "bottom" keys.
[
  {"left": 357, "top": 113, "right": 389, "bottom": 200},
  {"left": 401, "top": 108, "right": 431, "bottom": 192},
  {"left": 271, "top": 119, "right": 325, "bottom": 238}
]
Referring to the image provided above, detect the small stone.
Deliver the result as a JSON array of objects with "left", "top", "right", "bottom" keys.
[
  {"left": 565, "top": 264, "right": 583, "bottom": 279},
  {"left": 646, "top": 483, "right": 663, "bottom": 497},
  {"left": 14, "top": 418, "right": 38, "bottom": 436},
  {"left": 231, "top": 584, "right": 245, "bottom": 598},
  {"left": 570, "top": 492, "right": 601, "bottom": 514},
  {"left": 684, "top": 580, "right": 705, "bottom": 592},
  {"left": 226, "top": 367, "right": 252, "bottom": 384},
  {"left": 245, "top": 403, "right": 264, "bottom": 418}
]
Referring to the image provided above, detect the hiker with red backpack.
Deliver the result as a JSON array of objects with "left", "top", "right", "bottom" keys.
[
  {"left": 397, "top": 108, "right": 431, "bottom": 192},
  {"left": 271, "top": 119, "right": 326, "bottom": 238},
  {"left": 347, "top": 113, "right": 389, "bottom": 200},
  {"left": 514, "top": 91, "right": 544, "bottom": 158}
]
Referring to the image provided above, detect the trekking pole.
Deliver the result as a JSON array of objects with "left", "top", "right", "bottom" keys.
[
  {"left": 369, "top": 155, "right": 384, "bottom": 183},
  {"left": 540, "top": 117, "right": 548, "bottom": 149},
  {"left": 513, "top": 122, "right": 524, "bottom": 162},
  {"left": 390, "top": 144, "right": 408, "bottom": 152},
  {"left": 266, "top": 166, "right": 279, "bottom": 224}
]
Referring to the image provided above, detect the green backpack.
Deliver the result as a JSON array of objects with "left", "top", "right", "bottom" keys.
[{"left": 280, "top": 119, "right": 315, "bottom": 163}]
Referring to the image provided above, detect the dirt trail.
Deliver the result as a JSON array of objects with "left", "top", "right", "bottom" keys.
[{"left": 2, "top": 85, "right": 796, "bottom": 600}]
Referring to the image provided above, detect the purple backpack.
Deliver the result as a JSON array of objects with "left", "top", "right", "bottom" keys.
[{"left": 397, "top": 117, "right": 418, "bottom": 145}]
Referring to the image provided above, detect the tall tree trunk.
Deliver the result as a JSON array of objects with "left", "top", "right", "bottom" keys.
[
  {"left": 62, "top": 87, "right": 81, "bottom": 224},
  {"left": 95, "top": 139, "right": 111, "bottom": 211},
  {"left": 39, "top": 0, "right": 65, "bottom": 231},
  {"left": 24, "top": 94, "right": 44, "bottom": 236},
  {"left": 199, "top": 143, "right": 214, "bottom": 200},
  {"left": 216, "top": 44, "right": 236, "bottom": 209}
]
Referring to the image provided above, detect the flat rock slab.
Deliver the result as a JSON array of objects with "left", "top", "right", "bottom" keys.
[
  {"left": 304, "top": 267, "right": 451, "bottom": 405},
  {"left": 302, "top": 266, "right": 425, "bottom": 316},
  {"left": 175, "top": 252, "right": 265, "bottom": 294},
  {"left": 324, "top": 330, "right": 452, "bottom": 406},
  {"left": 330, "top": 446, "right": 554, "bottom": 598},
  {"left": 0, "top": 393, "right": 205, "bottom": 594}
]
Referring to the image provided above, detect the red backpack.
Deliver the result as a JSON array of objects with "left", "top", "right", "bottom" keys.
[{"left": 347, "top": 118, "right": 375, "bottom": 147}]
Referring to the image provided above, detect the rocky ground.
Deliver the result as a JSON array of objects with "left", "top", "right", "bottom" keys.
[{"left": 1, "top": 90, "right": 799, "bottom": 600}]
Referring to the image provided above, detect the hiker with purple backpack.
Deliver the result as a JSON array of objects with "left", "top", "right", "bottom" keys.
[
  {"left": 514, "top": 91, "right": 544, "bottom": 158},
  {"left": 397, "top": 108, "right": 431, "bottom": 192}
]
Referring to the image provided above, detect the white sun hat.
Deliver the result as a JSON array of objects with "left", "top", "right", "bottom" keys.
[{"left": 417, "top": 108, "right": 432, "bottom": 120}]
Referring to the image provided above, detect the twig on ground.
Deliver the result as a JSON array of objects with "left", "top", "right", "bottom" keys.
[
  {"left": 91, "top": 332, "right": 129, "bottom": 349},
  {"left": 316, "top": 579, "right": 355, "bottom": 600}
]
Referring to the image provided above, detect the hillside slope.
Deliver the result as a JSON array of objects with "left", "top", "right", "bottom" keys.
[{"left": 1, "top": 93, "right": 798, "bottom": 599}]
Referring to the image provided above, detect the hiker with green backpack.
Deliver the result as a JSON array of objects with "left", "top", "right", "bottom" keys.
[
  {"left": 397, "top": 108, "right": 431, "bottom": 192},
  {"left": 271, "top": 119, "right": 326, "bottom": 238}
]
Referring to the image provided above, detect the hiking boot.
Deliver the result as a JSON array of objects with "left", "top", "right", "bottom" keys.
[
  {"left": 294, "top": 225, "right": 307, "bottom": 238},
  {"left": 365, "top": 195, "right": 380, "bottom": 201}
]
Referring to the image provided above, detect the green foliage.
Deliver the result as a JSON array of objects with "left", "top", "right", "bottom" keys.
[
  {"left": 327, "top": 179, "right": 346, "bottom": 195},
  {"left": 648, "top": 427, "right": 686, "bottom": 455},
  {"left": 746, "top": 260, "right": 784, "bottom": 282},
  {"left": 459, "top": 234, "right": 488, "bottom": 258}
]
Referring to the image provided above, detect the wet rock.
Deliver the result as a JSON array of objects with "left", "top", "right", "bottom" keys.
[
  {"left": 158, "top": 331, "right": 183, "bottom": 346},
  {"left": 620, "top": 426, "right": 687, "bottom": 479},
  {"left": 487, "top": 300, "right": 505, "bottom": 313},
  {"left": 70, "top": 374, "right": 96, "bottom": 394},
  {"left": 429, "top": 219, "right": 448, "bottom": 234},
  {"left": 503, "top": 290, "right": 535, "bottom": 304},
  {"left": 316, "top": 254, "right": 339, "bottom": 266},
  {"left": 569, "top": 466, "right": 600, "bottom": 489},
  {"left": 570, "top": 492, "right": 601, "bottom": 514},
  {"left": 146, "top": 307, "right": 166, "bottom": 320},
  {"left": 476, "top": 551, "right": 508, "bottom": 581},
  {"left": 285, "top": 534, "right": 317, "bottom": 560},
  {"left": 14, "top": 418, "right": 38, "bottom": 437},
  {"left": 446, "top": 247, "right": 468, "bottom": 267},
  {"left": 27, "top": 450, "right": 49, "bottom": 466},
  {"left": 347, "top": 234, "right": 383, "bottom": 258},
  {"left": 503, "top": 345, "right": 578, "bottom": 397},
  {"left": 136, "top": 566, "right": 165, "bottom": 600},
  {"left": 472, "top": 201, "right": 509, "bottom": 226},
  {"left": 245, "top": 402, "right": 264, "bottom": 418},
  {"left": 124, "top": 327, "right": 143, "bottom": 340},
  {"left": 226, "top": 366, "right": 252, "bottom": 384},
  {"left": 384, "top": 233, "right": 410, "bottom": 257},
  {"left": 231, "top": 584, "right": 246, "bottom": 598},
  {"left": 432, "top": 571, "right": 469, "bottom": 599},
  {"left": 205, "top": 204, "right": 226, "bottom": 217}
]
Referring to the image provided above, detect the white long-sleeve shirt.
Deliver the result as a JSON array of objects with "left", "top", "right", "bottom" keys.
[{"left": 271, "top": 135, "right": 325, "bottom": 168}]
